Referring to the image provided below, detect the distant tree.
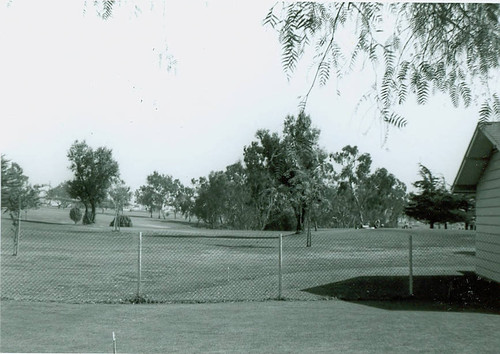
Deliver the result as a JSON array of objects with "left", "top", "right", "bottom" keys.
[
  {"left": 281, "top": 113, "right": 330, "bottom": 242},
  {"left": 135, "top": 185, "right": 156, "bottom": 218},
  {"left": 223, "top": 162, "right": 255, "bottom": 229},
  {"left": 244, "top": 130, "right": 283, "bottom": 230},
  {"left": 243, "top": 113, "right": 331, "bottom": 235},
  {"left": 170, "top": 179, "right": 183, "bottom": 219},
  {"left": 329, "top": 146, "right": 408, "bottom": 228},
  {"left": 363, "top": 168, "right": 407, "bottom": 227},
  {"left": 46, "top": 182, "right": 72, "bottom": 208},
  {"left": 405, "top": 164, "right": 465, "bottom": 228},
  {"left": 109, "top": 179, "right": 132, "bottom": 212},
  {"left": 66, "top": 140, "right": 120, "bottom": 224},
  {"left": 108, "top": 179, "right": 132, "bottom": 229},
  {"left": 1, "top": 155, "right": 26, "bottom": 210},
  {"left": 178, "top": 183, "right": 196, "bottom": 222},
  {"left": 148, "top": 171, "right": 171, "bottom": 219},
  {"left": 331, "top": 145, "right": 372, "bottom": 226},
  {"left": 192, "top": 172, "right": 229, "bottom": 228},
  {"left": 1, "top": 155, "right": 41, "bottom": 222},
  {"left": 69, "top": 207, "right": 83, "bottom": 224},
  {"left": 460, "top": 196, "right": 476, "bottom": 230},
  {"left": 135, "top": 172, "right": 176, "bottom": 219}
]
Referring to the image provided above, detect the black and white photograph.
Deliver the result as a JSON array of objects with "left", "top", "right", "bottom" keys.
[{"left": 1, "top": 1, "right": 499, "bottom": 353}]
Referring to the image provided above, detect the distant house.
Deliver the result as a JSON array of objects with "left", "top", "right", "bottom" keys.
[{"left": 452, "top": 122, "right": 500, "bottom": 283}]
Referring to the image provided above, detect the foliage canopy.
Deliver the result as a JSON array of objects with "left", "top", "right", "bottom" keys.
[
  {"left": 66, "top": 141, "right": 120, "bottom": 224},
  {"left": 265, "top": 2, "right": 500, "bottom": 128},
  {"left": 405, "top": 164, "right": 467, "bottom": 228}
]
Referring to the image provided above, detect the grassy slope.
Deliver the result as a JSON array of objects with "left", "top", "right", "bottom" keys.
[
  {"left": 1, "top": 300, "right": 499, "bottom": 353},
  {"left": 1, "top": 207, "right": 477, "bottom": 303}
]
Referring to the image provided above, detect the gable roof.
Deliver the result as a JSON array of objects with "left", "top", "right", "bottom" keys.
[{"left": 452, "top": 122, "right": 500, "bottom": 194}]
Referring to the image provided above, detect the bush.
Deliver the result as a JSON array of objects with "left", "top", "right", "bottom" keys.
[
  {"left": 264, "top": 208, "right": 297, "bottom": 231},
  {"left": 110, "top": 215, "right": 133, "bottom": 227},
  {"left": 69, "top": 207, "right": 83, "bottom": 224},
  {"left": 82, "top": 212, "right": 93, "bottom": 225}
]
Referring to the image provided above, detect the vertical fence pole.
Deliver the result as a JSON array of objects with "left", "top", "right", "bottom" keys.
[
  {"left": 114, "top": 206, "right": 118, "bottom": 232},
  {"left": 409, "top": 234, "right": 414, "bottom": 296},
  {"left": 13, "top": 197, "right": 21, "bottom": 256},
  {"left": 137, "top": 232, "right": 142, "bottom": 298},
  {"left": 278, "top": 233, "right": 283, "bottom": 300}
]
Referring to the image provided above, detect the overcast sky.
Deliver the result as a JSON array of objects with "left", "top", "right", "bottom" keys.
[{"left": 1, "top": 1, "right": 480, "bottom": 193}]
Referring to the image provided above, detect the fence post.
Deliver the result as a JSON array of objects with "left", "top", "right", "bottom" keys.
[
  {"left": 113, "top": 207, "right": 118, "bottom": 232},
  {"left": 137, "top": 232, "right": 142, "bottom": 298},
  {"left": 13, "top": 198, "right": 21, "bottom": 256},
  {"left": 409, "top": 234, "right": 414, "bottom": 296},
  {"left": 278, "top": 233, "right": 283, "bottom": 300}
]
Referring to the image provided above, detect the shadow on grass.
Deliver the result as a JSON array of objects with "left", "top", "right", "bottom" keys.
[{"left": 303, "top": 272, "right": 500, "bottom": 314}]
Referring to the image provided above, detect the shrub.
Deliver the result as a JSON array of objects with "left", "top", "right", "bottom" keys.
[
  {"left": 264, "top": 208, "right": 297, "bottom": 231},
  {"left": 82, "top": 211, "right": 93, "bottom": 225},
  {"left": 69, "top": 207, "right": 83, "bottom": 224},
  {"left": 110, "top": 215, "right": 133, "bottom": 227}
]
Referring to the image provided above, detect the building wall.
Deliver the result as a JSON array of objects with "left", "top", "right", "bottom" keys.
[{"left": 476, "top": 149, "right": 500, "bottom": 282}]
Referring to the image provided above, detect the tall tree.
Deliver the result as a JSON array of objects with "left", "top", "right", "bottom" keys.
[
  {"left": 243, "top": 130, "right": 282, "bottom": 230},
  {"left": 223, "top": 161, "right": 255, "bottom": 229},
  {"left": 136, "top": 172, "right": 176, "bottom": 219},
  {"left": 192, "top": 172, "right": 229, "bottom": 228},
  {"left": 109, "top": 179, "right": 132, "bottom": 212},
  {"left": 265, "top": 3, "right": 500, "bottom": 126},
  {"left": 363, "top": 168, "right": 407, "bottom": 228},
  {"left": 1, "top": 155, "right": 41, "bottom": 222},
  {"left": 178, "top": 183, "right": 196, "bottom": 222},
  {"left": 331, "top": 145, "right": 372, "bottom": 226},
  {"left": 135, "top": 185, "right": 156, "bottom": 218},
  {"left": 405, "top": 164, "right": 464, "bottom": 228},
  {"left": 281, "top": 113, "right": 330, "bottom": 236},
  {"left": 244, "top": 113, "right": 330, "bottom": 233},
  {"left": 66, "top": 140, "right": 120, "bottom": 224},
  {"left": 170, "top": 179, "right": 183, "bottom": 219}
]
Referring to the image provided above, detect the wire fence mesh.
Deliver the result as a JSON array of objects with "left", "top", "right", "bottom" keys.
[{"left": 1, "top": 218, "right": 476, "bottom": 304}]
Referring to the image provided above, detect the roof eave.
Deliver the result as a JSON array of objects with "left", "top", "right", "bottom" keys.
[{"left": 452, "top": 126, "right": 481, "bottom": 193}]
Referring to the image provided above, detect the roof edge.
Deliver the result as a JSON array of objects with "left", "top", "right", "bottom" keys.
[{"left": 452, "top": 125, "right": 482, "bottom": 193}]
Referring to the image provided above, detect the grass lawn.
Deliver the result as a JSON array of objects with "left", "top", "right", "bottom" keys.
[
  {"left": 1, "top": 299, "right": 499, "bottom": 353},
  {"left": 1, "top": 207, "right": 478, "bottom": 303},
  {"left": 1, "top": 207, "right": 498, "bottom": 353}
]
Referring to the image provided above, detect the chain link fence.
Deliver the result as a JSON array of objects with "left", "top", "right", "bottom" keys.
[{"left": 1, "top": 219, "right": 476, "bottom": 304}]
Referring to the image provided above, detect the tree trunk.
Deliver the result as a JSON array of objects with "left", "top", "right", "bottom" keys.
[
  {"left": 83, "top": 203, "right": 90, "bottom": 224},
  {"left": 91, "top": 203, "right": 96, "bottom": 223},
  {"left": 295, "top": 207, "right": 303, "bottom": 234},
  {"left": 306, "top": 212, "right": 312, "bottom": 247},
  {"left": 430, "top": 222, "right": 434, "bottom": 229},
  {"left": 350, "top": 181, "right": 364, "bottom": 225}
]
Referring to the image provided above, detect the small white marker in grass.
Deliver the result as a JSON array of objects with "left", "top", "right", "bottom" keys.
[{"left": 112, "top": 331, "right": 117, "bottom": 354}]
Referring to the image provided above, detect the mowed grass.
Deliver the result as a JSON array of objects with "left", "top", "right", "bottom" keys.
[
  {"left": 1, "top": 207, "right": 476, "bottom": 303},
  {"left": 2, "top": 300, "right": 500, "bottom": 353}
]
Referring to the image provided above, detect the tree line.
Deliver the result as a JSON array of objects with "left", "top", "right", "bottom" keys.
[
  {"left": 2, "top": 113, "right": 474, "bottom": 231},
  {"left": 129, "top": 113, "right": 408, "bottom": 232}
]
